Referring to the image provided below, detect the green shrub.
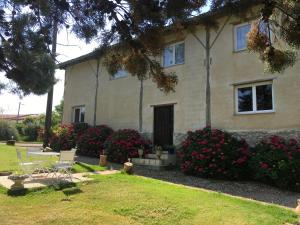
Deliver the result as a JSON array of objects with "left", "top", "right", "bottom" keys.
[
  {"left": 77, "top": 125, "right": 113, "bottom": 157},
  {"left": 23, "top": 124, "right": 41, "bottom": 141},
  {"left": 104, "top": 129, "right": 152, "bottom": 163},
  {"left": 178, "top": 127, "right": 250, "bottom": 180},
  {"left": 0, "top": 120, "right": 19, "bottom": 141},
  {"left": 249, "top": 135, "right": 300, "bottom": 191},
  {"left": 15, "top": 123, "right": 25, "bottom": 136}
]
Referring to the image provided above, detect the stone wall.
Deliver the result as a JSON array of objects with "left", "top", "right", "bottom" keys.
[{"left": 230, "top": 129, "right": 300, "bottom": 146}]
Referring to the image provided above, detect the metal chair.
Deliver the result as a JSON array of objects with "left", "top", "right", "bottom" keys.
[
  {"left": 53, "top": 150, "right": 76, "bottom": 181},
  {"left": 26, "top": 147, "right": 51, "bottom": 174},
  {"left": 16, "top": 148, "right": 39, "bottom": 177}
]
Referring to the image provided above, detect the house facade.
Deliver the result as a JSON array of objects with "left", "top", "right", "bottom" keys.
[{"left": 59, "top": 7, "right": 300, "bottom": 146}]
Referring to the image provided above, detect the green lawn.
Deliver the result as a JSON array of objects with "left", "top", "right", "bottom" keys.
[
  {"left": 0, "top": 144, "right": 299, "bottom": 225},
  {"left": 0, "top": 143, "right": 106, "bottom": 173}
]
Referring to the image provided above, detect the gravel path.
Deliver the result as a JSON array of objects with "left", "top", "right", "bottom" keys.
[{"left": 77, "top": 155, "right": 300, "bottom": 208}]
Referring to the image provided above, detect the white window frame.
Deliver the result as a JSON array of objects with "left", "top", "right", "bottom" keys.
[
  {"left": 163, "top": 41, "right": 185, "bottom": 68},
  {"left": 234, "top": 21, "right": 274, "bottom": 52},
  {"left": 234, "top": 22, "right": 251, "bottom": 52},
  {"left": 72, "top": 105, "right": 85, "bottom": 123},
  {"left": 235, "top": 81, "right": 275, "bottom": 115},
  {"left": 111, "top": 69, "right": 128, "bottom": 80}
]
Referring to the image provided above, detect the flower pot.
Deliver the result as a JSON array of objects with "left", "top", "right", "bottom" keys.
[
  {"left": 8, "top": 175, "right": 28, "bottom": 190},
  {"left": 6, "top": 140, "right": 15, "bottom": 146},
  {"left": 99, "top": 155, "right": 107, "bottom": 166},
  {"left": 138, "top": 149, "right": 144, "bottom": 158},
  {"left": 124, "top": 162, "right": 133, "bottom": 174}
]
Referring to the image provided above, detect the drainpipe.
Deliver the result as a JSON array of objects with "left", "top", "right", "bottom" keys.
[
  {"left": 205, "top": 25, "right": 211, "bottom": 127},
  {"left": 138, "top": 79, "right": 144, "bottom": 133},
  {"left": 93, "top": 58, "right": 100, "bottom": 126}
]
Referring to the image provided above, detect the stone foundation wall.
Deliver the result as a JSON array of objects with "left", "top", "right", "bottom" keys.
[
  {"left": 230, "top": 129, "right": 300, "bottom": 146},
  {"left": 142, "top": 129, "right": 300, "bottom": 148}
]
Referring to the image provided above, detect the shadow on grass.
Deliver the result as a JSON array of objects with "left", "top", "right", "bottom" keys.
[
  {"left": 6, "top": 182, "right": 79, "bottom": 197},
  {"left": 73, "top": 162, "right": 95, "bottom": 172}
]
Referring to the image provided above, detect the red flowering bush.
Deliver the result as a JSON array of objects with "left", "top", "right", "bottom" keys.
[
  {"left": 249, "top": 135, "right": 300, "bottom": 191},
  {"left": 77, "top": 125, "right": 113, "bottom": 157},
  {"left": 104, "top": 129, "right": 152, "bottom": 163},
  {"left": 178, "top": 127, "right": 250, "bottom": 180},
  {"left": 49, "top": 124, "right": 76, "bottom": 152}
]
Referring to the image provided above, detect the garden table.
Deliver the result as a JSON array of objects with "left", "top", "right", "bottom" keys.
[
  {"left": 28, "top": 152, "right": 60, "bottom": 156},
  {"left": 27, "top": 151, "right": 61, "bottom": 177}
]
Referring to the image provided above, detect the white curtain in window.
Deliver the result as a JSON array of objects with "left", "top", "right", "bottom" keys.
[
  {"left": 163, "top": 46, "right": 174, "bottom": 67},
  {"left": 175, "top": 43, "right": 185, "bottom": 64},
  {"left": 236, "top": 24, "right": 251, "bottom": 50}
]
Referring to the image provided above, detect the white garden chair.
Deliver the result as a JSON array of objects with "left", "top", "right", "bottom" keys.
[
  {"left": 53, "top": 150, "right": 76, "bottom": 181},
  {"left": 26, "top": 147, "right": 51, "bottom": 174},
  {"left": 16, "top": 148, "right": 39, "bottom": 177}
]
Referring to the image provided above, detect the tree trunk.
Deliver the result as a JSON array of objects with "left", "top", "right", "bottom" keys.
[{"left": 43, "top": 19, "right": 58, "bottom": 147}]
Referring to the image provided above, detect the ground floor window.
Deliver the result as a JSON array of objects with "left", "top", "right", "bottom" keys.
[
  {"left": 235, "top": 82, "right": 274, "bottom": 114},
  {"left": 73, "top": 106, "right": 85, "bottom": 123}
]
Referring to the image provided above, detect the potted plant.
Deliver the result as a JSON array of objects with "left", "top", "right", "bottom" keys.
[
  {"left": 138, "top": 147, "right": 144, "bottom": 158},
  {"left": 155, "top": 146, "right": 163, "bottom": 160},
  {"left": 6, "top": 136, "right": 16, "bottom": 146},
  {"left": 8, "top": 172, "right": 29, "bottom": 190},
  {"left": 99, "top": 149, "right": 108, "bottom": 166}
]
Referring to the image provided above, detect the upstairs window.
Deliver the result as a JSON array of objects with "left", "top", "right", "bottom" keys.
[
  {"left": 73, "top": 106, "right": 85, "bottom": 123},
  {"left": 112, "top": 69, "right": 128, "bottom": 79},
  {"left": 235, "top": 82, "right": 274, "bottom": 114},
  {"left": 234, "top": 23, "right": 251, "bottom": 51},
  {"left": 163, "top": 42, "right": 185, "bottom": 67},
  {"left": 234, "top": 21, "right": 270, "bottom": 52}
]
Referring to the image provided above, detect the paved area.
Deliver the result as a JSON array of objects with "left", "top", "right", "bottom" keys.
[
  {"left": 76, "top": 155, "right": 300, "bottom": 208},
  {"left": 0, "top": 170, "right": 119, "bottom": 190}
]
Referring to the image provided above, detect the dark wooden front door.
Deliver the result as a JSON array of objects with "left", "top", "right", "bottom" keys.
[{"left": 153, "top": 105, "right": 174, "bottom": 146}]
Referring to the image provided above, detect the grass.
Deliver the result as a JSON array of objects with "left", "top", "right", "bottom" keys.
[
  {"left": 0, "top": 144, "right": 299, "bottom": 225},
  {"left": 0, "top": 143, "right": 106, "bottom": 173}
]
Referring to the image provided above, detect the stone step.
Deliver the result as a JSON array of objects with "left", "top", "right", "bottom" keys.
[
  {"left": 132, "top": 158, "right": 164, "bottom": 166},
  {"left": 145, "top": 153, "right": 177, "bottom": 161}
]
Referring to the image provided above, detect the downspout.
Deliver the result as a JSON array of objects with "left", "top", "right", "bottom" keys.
[
  {"left": 138, "top": 79, "right": 144, "bottom": 133},
  {"left": 93, "top": 58, "right": 100, "bottom": 126},
  {"left": 205, "top": 26, "right": 211, "bottom": 127}
]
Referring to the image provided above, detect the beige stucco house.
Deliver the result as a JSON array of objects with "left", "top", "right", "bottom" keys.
[{"left": 59, "top": 6, "right": 300, "bottom": 146}]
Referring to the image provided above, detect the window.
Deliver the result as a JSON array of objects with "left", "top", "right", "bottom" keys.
[
  {"left": 235, "top": 82, "right": 274, "bottom": 114},
  {"left": 73, "top": 106, "right": 85, "bottom": 123},
  {"left": 234, "top": 23, "right": 251, "bottom": 51},
  {"left": 112, "top": 69, "right": 127, "bottom": 79},
  {"left": 234, "top": 21, "right": 271, "bottom": 52},
  {"left": 163, "top": 42, "right": 185, "bottom": 67}
]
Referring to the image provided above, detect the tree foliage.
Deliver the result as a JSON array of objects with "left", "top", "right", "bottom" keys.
[{"left": 0, "top": 0, "right": 299, "bottom": 95}]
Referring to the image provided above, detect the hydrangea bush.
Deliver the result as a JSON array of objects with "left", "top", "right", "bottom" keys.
[
  {"left": 104, "top": 129, "right": 152, "bottom": 163},
  {"left": 178, "top": 127, "right": 250, "bottom": 180},
  {"left": 76, "top": 125, "right": 113, "bottom": 157},
  {"left": 249, "top": 135, "right": 300, "bottom": 191},
  {"left": 49, "top": 124, "right": 76, "bottom": 152}
]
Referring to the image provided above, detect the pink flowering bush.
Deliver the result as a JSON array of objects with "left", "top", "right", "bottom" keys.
[
  {"left": 104, "top": 129, "right": 152, "bottom": 163},
  {"left": 249, "top": 135, "right": 300, "bottom": 191},
  {"left": 49, "top": 124, "right": 76, "bottom": 152},
  {"left": 77, "top": 125, "right": 113, "bottom": 157},
  {"left": 178, "top": 127, "right": 250, "bottom": 180}
]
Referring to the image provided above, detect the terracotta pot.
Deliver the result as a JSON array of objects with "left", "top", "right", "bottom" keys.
[
  {"left": 99, "top": 155, "right": 107, "bottom": 166},
  {"left": 124, "top": 162, "right": 133, "bottom": 174}
]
